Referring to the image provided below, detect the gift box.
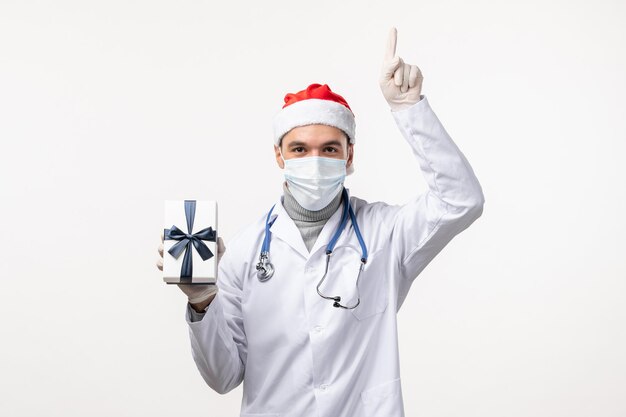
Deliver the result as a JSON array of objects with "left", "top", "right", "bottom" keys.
[{"left": 163, "top": 200, "right": 218, "bottom": 284}]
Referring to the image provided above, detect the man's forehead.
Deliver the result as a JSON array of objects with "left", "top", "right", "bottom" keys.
[{"left": 285, "top": 138, "right": 345, "bottom": 146}]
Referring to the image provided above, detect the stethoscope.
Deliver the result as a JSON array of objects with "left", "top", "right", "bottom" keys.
[{"left": 256, "top": 188, "right": 368, "bottom": 309}]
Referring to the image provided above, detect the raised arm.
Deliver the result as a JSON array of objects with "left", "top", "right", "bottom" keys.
[{"left": 377, "top": 28, "right": 485, "bottom": 296}]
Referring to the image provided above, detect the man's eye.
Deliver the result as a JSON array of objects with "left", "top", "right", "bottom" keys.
[
  {"left": 324, "top": 147, "right": 338, "bottom": 153},
  {"left": 292, "top": 147, "right": 305, "bottom": 153}
]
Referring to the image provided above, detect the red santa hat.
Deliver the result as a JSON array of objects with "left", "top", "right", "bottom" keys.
[{"left": 273, "top": 83, "right": 356, "bottom": 146}]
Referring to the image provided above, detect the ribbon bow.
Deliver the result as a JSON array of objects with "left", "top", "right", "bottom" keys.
[{"left": 164, "top": 200, "right": 216, "bottom": 281}]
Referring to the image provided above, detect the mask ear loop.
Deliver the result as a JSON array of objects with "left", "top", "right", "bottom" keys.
[{"left": 346, "top": 163, "right": 355, "bottom": 176}]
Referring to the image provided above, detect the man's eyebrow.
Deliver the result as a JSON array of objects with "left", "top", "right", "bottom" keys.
[{"left": 321, "top": 140, "right": 344, "bottom": 147}]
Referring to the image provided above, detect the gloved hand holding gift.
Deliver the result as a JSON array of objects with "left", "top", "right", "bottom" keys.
[{"left": 156, "top": 200, "right": 225, "bottom": 309}]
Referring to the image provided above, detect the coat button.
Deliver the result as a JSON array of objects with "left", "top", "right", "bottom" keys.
[
  {"left": 319, "top": 383, "right": 329, "bottom": 391},
  {"left": 313, "top": 325, "right": 323, "bottom": 333}
]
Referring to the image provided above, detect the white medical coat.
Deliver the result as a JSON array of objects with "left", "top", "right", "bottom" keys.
[{"left": 185, "top": 95, "right": 485, "bottom": 417}]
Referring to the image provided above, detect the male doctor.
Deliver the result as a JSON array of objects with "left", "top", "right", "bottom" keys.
[{"left": 157, "top": 28, "right": 485, "bottom": 417}]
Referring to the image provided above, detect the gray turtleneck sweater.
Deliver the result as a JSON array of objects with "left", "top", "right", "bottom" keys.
[
  {"left": 281, "top": 182, "right": 343, "bottom": 252},
  {"left": 189, "top": 184, "right": 344, "bottom": 321}
]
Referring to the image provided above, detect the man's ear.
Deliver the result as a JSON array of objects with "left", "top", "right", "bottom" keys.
[
  {"left": 274, "top": 145, "right": 285, "bottom": 169},
  {"left": 346, "top": 143, "right": 354, "bottom": 169}
]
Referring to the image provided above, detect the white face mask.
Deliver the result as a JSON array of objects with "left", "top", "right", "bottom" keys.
[{"left": 281, "top": 152, "right": 347, "bottom": 211}]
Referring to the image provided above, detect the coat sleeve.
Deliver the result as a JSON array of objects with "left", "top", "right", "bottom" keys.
[
  {"left": 379, "top": 95, "right": 485, "bottom": 299},
  {"left": 185, "top": 245, "right": 247, "bottom": 394}
]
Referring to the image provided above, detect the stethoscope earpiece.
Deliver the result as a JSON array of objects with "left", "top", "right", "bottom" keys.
[{"left": 332, "top": 296, "right": 341, "bottom": 308}]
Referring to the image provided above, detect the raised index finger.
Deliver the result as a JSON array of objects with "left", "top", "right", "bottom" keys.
[{"left": 385, "top": 27, "right": 398, "bottom": 60}]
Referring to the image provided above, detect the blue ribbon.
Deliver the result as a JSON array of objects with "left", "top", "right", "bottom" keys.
[{"left": 164, "top": 200, "right": 216, "bottom": 282}]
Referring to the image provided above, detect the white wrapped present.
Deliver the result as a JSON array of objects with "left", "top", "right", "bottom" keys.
[{"left": 163, "top": 200, "right": 218, "bottom": 284}]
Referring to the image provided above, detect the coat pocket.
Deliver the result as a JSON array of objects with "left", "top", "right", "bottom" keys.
[
  {"left": 319, "top": 244, "right": 389, "bottom": 321},
  {"left": 360, "top": 378, "right": 403, "bottom": 417}
]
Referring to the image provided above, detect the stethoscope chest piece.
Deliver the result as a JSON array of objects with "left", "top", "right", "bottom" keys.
[{"left": 256, "top": 252, "right": 274, "bottom": 282}]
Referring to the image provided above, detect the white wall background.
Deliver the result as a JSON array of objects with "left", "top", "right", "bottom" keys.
[{"left": 1, "top": 0, "right": 625, "bottom": 416}]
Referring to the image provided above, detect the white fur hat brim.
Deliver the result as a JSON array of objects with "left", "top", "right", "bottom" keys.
[{"left": 273, "top": 98, "right": 356, "bottom": 146}]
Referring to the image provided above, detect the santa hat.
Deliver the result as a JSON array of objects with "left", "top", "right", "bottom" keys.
[{"left": 273, "top": 83, "right": 356, "bottom": 146}]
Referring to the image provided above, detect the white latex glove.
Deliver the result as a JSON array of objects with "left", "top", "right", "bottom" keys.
[
  {"left": 157, "top": 230, "right": 225, "bottom": 304},
  {"left": 379, "top": 27, "right": 423, "bottom": 112}
]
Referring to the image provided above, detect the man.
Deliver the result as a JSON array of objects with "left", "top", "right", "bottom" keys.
[{"left": 157, "top": 27, "right": 484, "bottom": 417}]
